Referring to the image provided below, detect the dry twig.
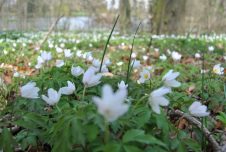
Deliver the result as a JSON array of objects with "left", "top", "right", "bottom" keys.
[
  {"left": 38, "top": 15, "right": 64, "bottom": 49},
  {"left": 170, "top": 109, "right": 222, "bottom": 152}
]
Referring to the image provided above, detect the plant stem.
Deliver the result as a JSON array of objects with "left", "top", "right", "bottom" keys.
[
  {"left": 82, "top": 86, "right": 86, "bottom": 101},
  {"left": 134, "top": 95, "right": 148, "bottom": 108},
  {"left": 224, "top": 83, "right": 226, "bottom": 99},
  {"left": 104, "top": 120, "right": 109, "bottom": 144},
  {"left": 126, "top": 22, "right": 142, "bottom": 84},
  {"left": 56, "top": 104, "right": 61, "bottom": 113},
  {"left": 149, "top": 79, "right": 152, "bottom": 90},
  {"left": 99, "top": 15, "right": 119, "bottom": 73},
  {"left": 201, "top": 51, "right": 206, "bottom": 151}
]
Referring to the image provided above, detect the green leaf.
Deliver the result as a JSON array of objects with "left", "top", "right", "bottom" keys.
[
  {"left": 145, "top": 146, "right": 168, "bottom": 152},
  {"left": 122, "top": 129, "right": 167, "bottom": 148},
  {"left": 104, "top": 143, "right": 121, "bottom": 152},
  {"left": 134, "top": 134, "right": 167, "bottom": 148},
  {"left": 85, "top": 125, "right": 99, "bottom": 142},
  {"left": 0, "top": 128, "right": 14, "bottom": 152},
  {"left": 15, "top": 112, "right": 49, "bottom": 130},
  {"left": 123, "top": 145, "right": 143, "bottom": 152},
  {"left": 183, "top": 138, "right": 201, "bottom": 152},
  {"left": 122, "top": 129, "right": 145, "bottom": 143},
  {"left": 131, "top": 107, "right": 151, "bottom": 128},
  {"left": 216, "top": 112, "right": 226, "bottom": 126}
]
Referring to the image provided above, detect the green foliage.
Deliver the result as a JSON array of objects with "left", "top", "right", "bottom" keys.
[
  {"left": 0, "top": 128, "right": 14, "bottom": 152},
  {"left": 216, "top": 112, "right": 226, "bottom": 126},
  {"left": 0, "top": 32, "right": 225, "bottom": 151}
]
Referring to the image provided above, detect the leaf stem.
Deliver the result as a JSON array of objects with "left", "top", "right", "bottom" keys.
[
  {"left": 201, "top": 51, "right": 206, "bottom": 151},
  {"left": 104, "top": 120, "right": 109, "bottom": 144},
  {"left": 126, "top": 21, "right": 142, "bottom": 84},
  {"left": 99, "top": 15, "right": 120, "bottom": 72},
  {"left": 56, "top": 104, "right": 61, "bottom": 113},
  {"left": 82, "top": 86, "right": 86, "bottom": 101}
]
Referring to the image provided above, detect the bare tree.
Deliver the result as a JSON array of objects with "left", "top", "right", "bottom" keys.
[
  {"left": 0, "top": 0, "right": 6, "bottom": 11},
  {"left": 119, "top": 0, "right": 131, "bottom": 34}
]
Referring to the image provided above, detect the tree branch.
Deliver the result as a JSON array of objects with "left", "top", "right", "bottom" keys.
[
  {"left": 38, "top": 15, "right": 64, "bottom": 49},
  {"left": 170, "top": 109, "right": 222, "bottom": 152}
]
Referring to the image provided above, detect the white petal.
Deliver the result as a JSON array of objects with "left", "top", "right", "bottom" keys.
[
  {"left": 165, "top": 80, "right": 181, "bottom": 87},
  {"left": 154, "top": 97, "right": 169, "bottom": 106},
  {"left": 151, "top": 87, "right": 171, "bottom": 97},
  {"left": 102, "top": 85, "right": 114, "bottom": 100},
  {"left": 150, "top": 103, "right": 161, "bottom": 114}
]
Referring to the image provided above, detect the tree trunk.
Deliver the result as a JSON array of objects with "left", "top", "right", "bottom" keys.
[{"left": 119, "top": 0, "right": 131, "bottom": 34}]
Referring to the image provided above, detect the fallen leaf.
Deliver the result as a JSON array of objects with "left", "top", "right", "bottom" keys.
[
  {"left": 186, "top": 85, "right": 196, "bottom": 95},
  {"left": 177, "top": 118, "right": 188, "bottom": 129}
]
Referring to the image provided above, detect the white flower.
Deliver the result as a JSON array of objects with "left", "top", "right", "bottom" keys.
[
  {"left": 35, "top": 63, "right": 43, "bottom": 69},
  {"left": 131, "top": 59, "right": 141, "bottom": 69},
  {"left": 89, "top": 43, "right": 93, "bottom": 47},
  {"left": 162, "top": 70, "right": 181, "bottom": 88},
  {"left": 149, "top": 87, "right": 171, "bottom": 114},
  {"left": 49, "top": 43, "right": 54, "bottom": 48},
  {"left": 195, "top": 53, "right": 201, "bottom": 59},
  {"left": 3, "top": 50, "right": 8, "bottom": 55},
  {"left": 99, "top": 65, "right": 109, "bottom": 73},
  {"left": 92, "top": 59, "right": 101, "bottom": 68},
  {"left": 143, "top": 55, "right": 148, "bottom": 61},
  {"left": 76, "top": 50, "right": 83, "bottom": 58},
  {"left": 20, "top": 82, "right": 40, "bottom": 99},
  {"left": 55, "top": 60, "right": 64, "bottom": 67},
  {"left": 85, "top": 52, "right": 93, "bottom": 61},
  {"left": 118, "top": 81, "right": 128, "bottom": 90},
  {"left": 189, "top": 101, "right": 210, "bottom": 117},
  {"left": 60, "top": 43, "right": 65, "bottom": 48},
  {"left": 37, "top": 56, "right": 44, "bottom": 64},
  {"left": 64, "top": 49, "right": 73, "bottom": 58},
  {"left": 71, "top": 66, "right": 84, "bottom": 77},
  {"left": 35, "top": 56, "right": 44, "bottom": 69},
  {"left": 154, "top": 48, "right": 159, "bottom": 52},
  {"left": 171, "top": 51, "right": 182, "bottom": 61},
  {"left": 56, "top": 47, "right": 63, "bottom": 53},
  {"left": 208, "top": 46, "right": 214, "bottom": 52},
  {"left": 60, "top": 81, "right": 75, "bottom": 95},
  {"left": 92, "top": 84, "right": 129, "bottom": 122},
  {"left": 131, "top": 52, "right": 137, "bottom": 58},
  {"left": 116, "top": 61, "right": 123, "bottom": 66},
  {"left": 213, "top": 64, "right": 224, "bottom": 75},
  {"left": 13, "top": 43, "right": 17, "bottom": 47},
  {"left": 138, "top": 69, "right": 151, "bottom": 83},
  {"left": 83, "top": 67, "right": 102, "bottom": 88},
  {"left": 41, "top": 51, "right": 52, "bottom": 61},
  {"left": 91, "top": 59, "right": 109, "bottom": 73},
  {"left": 35, "top": 46, "right": 40, "bottom": 51},
  {"left": 159, "top": 54, "right": 167, "bottom": 61},
  {"left": 104, "top": 58, "right": 111, "bottom": 66},
  {"left": 13, "top": 71, "right": 20, "bottom": 77},
  {"left": 144, "top": 66, "right": 153, "bottom": 71},
  {"left": 42, "top": 88, "right": 61, "bottom": 105},
  {"left": 167, "top": 49, "right": 171, "bottom": 55}
]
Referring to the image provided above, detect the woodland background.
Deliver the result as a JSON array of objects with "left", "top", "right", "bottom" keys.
[{"left": 1, "top": 0, "right": 226, "bottom": 34}]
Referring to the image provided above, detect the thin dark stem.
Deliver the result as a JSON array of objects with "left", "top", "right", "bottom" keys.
[
  {"left": 201, "top": 51, "right": 206, "bottom": 151},
  {"left": 99, "top": 15, "right": 120, "bottom": 72},
  {"left": 82, "top": 86, "right": 86, "bottom": 101},
  {"left": 201, "top": 52, "right": 205, "bottom": 99},
  {"left": 126, "top": 21, "right": 142, "bottom": 83},
  {"left": 104, "top": 120, "right": 109, "bottom": 144},
  {"left": 224, "top": 83, "right": 226, "bottom": 99}
]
